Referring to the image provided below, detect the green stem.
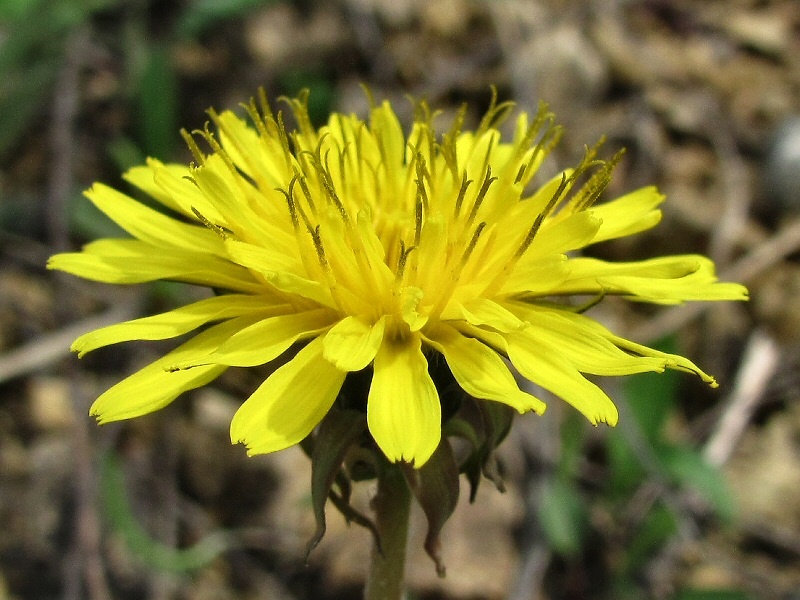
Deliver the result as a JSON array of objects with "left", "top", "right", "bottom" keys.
[{"left": 364, "top": 464, "right": 411, "bottom": 600}]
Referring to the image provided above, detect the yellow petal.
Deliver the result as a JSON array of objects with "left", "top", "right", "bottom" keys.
[
  {"left": 84, "top": 183, "right": 225, "bottom": 253},
  {"left": 424, "top": 323, "right": 546, "bottom": 414},
  {"left": 47, "top": 240, "right": 262, "bottom": 293},
  {"left": 371, "top": 100, "right": 406, "bottom": 181},
  {"left": 367, "top": 334, "right": 441, "bottom": 466},
  {"left": 123, "top": 161, "right": 202, "bottom": 219},
  {"left": 590, "top": 186, "right": 664, "bottom": 243},
  {"left": 323, "top": 315, "right": 387, "bottom": 371},
  {"left": 557, "top": 256, "right": 749, "bottom": 304},
  {"left": 189, "top": 155, "right": 285, "bottom": 244},
  {"left": 504, "top": 331, "right": 619, "bottom": 426},
  {"left": 73, "top": 294, "right": 287, "bottom": 357},
  {"left": 262, "top": 269, "right": 337, "bottom": 309},
  {"left": 502, "top": 303, "right": 669, "bottom": 376},
  {"left": 498, "top": 254, "right": 571, "bottom": 296},
  {"left": 224, "top": 238, "right": 302, "bottom": 276},
  {"left": 610, "top": 335, "right": 719, "bottom": 387},
  {"left": 230, "top": 336, "right": 346, "bottom": 455},
  {"left": 148, "top": 160, "right": 226, "bottom": 223},
  {"left": 449, "top": 298, "right": 525, "bottom": 332},
  {"left": 88, "top": 318, "right": 250, "bottom": 423},
  {"left": 526, "top": 210, "right": 601, "bottom": 257},
  {"left": 172, "top": 308, "right": 338, "bottom": 369},
  {"left": 215, "top": 110, "right": 289, "bottom": 188}
]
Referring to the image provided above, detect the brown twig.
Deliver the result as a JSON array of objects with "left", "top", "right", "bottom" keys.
[
  {"left": 47, "top": 27, "right": 88, "bottom": 253},
  {"left": 703, "top": 329, "right": 780, "bottom": 467},
  {"left": 68, "top": 379, "right": 113, "bottom": 600},
  {"left": 706, "top": 100, "right": 752, "bottom": 271},
  {"left": 0, "top": 305, "right": 135, "bottom": 385}
]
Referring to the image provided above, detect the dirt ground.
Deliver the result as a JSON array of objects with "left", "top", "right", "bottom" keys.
[{"left": 1, "top": 0, "right": 799, "bottom": 599}]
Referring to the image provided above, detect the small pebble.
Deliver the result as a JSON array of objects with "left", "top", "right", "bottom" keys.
[{"left": 764, "top": 117, "right": 800, "bottom": 213}]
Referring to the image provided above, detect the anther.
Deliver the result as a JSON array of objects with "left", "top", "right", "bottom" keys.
[
  {"left": 462, "top": 222, "right": 487, "bottom": 265},
  {"left": 395, "top": 241, "right": 416, "bottom": 282},
  {"left": 276, "top": 184, "right": 300, "bottom": 230},
  {"left": 308, "top": 224, "right": 329, "bottom": 270},
  {"left": 180, "top": 129, "right": 206, "bottom": 165},
  {"left": 191, "top": 207, "right": 228, "bottom": 239},
  {"left": 453, "top": 172, "right": 473, "bottom": 218},
  {"left": 467, "top": 165, "right": 497, "bottom": 225}
]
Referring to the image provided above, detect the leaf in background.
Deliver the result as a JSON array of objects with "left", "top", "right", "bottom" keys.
[
  {"left": 68, "top": 192, "right": 128, "bottom": 240},
  {"left": 621, "top": 335, "right": 681, "bottom": 443},
  {"left": 607, "top": 335, "right": 681, "bottom": 496},
  {"left": 100, "top": 451, "right": 233, "bottom": 573},
  {"left": 622, "top": 503, "right": 677, "bottom": 574},
  {"left": 606, "top": 429, "right": 648, "bottom": 497},
  {"left": 537, "top": 477, "right": 587, "bottom": 557},
  {"left": 0, "top": 0, "right": 117, "bottom": 157},
  {"left": 0, "top": 0, "right": 40, "bottom": 21},
  {"left": 658, "top": 444, "right": 737, "bottom": 523},
  {"left": 279, "top": 70, "right": 335, "bottom": 126},
  {"left": 176, "top": 0, "right": 273, "bottom": 39},
  {"left": 557, "top": 412, "right": 585, "bottom": 479},
  {"left": 672, "top": 589, "right": 751, "bottom": 600},
  {"left": 106, "top": 136, "right": 147, "bottom": 173},
  {"left": 0, "top": 63, "right": 59, "bottom": 157},
  {"left": 136, "top": 46, "right": 179, "bottom": 160}
]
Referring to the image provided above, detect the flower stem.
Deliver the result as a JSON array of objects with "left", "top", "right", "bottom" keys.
[{"left": 364, "top": 464, "right": 411, "bottom": 600}]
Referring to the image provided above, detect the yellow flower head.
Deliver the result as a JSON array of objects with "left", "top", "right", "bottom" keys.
[{"left": 49, "top": 90, "right": 747, "bottom": 467}]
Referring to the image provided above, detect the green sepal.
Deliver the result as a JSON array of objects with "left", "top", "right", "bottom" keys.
[
  {"left": 478, "top": 399, "right": 515, "bottom": 486},
  {"left": 441, "top": 397, "right": 515, "bottom": 501},
  {"left": 305, "top": 408, "right": 376, "bottom": 560},
  {"left": 461, "top": 398, "right": 515, "bottom": 500},
  {"left": 402, "top": 438, "right": 460, "bottom": 577}
]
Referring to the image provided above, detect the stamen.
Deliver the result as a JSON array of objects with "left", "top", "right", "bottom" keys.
[
  {"left": 274, "top": 111, "right": 294, "bottom": 173},
  {"left": 414, "top": 154, "right": 430, "bottom": 212},
  {"left": 194, "top": 124, "right": 244, "bottom": 188},
  {"left": 569, "top": 148, "right": 626, "bottom": 212},
  {"left": 462, "top": 222, "right": 487, "bottom": 265},
  {"left": 514, "top": 173, "right": 568, "bottom": 260},
  {"left": 308, "top": 224, "right": 328, "bottom": 270},
  {"left": 476, "top": 86, "right": 515, "bottom": 135},
  {"left": 395, "top": 241, "right": 416, "bottom": 282},
  {"left": 275, "top": 185, "right": 300, "bottom": 230},
  {"left": 191, "top": 207, "right": 228, "bottom": 239},
  {"left": 466, "top": 165, "right": 497, "bottom": 226},
  {"left": 257, "top": 87, "right": 274, "bottom": 123},
  {"left": 337, "top": 141, "right": 349, "bottom": 194},
  {"left": 414, "top": 195, "right": 423, "bottom": 247},
  {"left": 573, "top": 291, "right": 606, "bottom": 314},
  {"left": 428, "top": 221, "right": 488, "bottom": 319},
  {"left": 319, "top": 149, "right": 349, "bottom": 222},
  {"left": 439, "top": 103, "right": 467, "bottom": 180},
  {"left": 180, "top": 129, "right": 206, "bottom": 165},
  {"left": 242, "top": 99, "right": 279, "bottom": 152},
  {"left": 515, "top": 124, "right": 562, "bottom": 186},
  {"left": 453, "top": 172, "right": 473, "bottom": 218},
  {"left": 282, "top": 89, "right": 315, "bottom": 139},
  {"left": 294, "top": 172, "right": 317, "bottom": 215}
]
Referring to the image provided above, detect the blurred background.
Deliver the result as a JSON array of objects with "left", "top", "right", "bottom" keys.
[{"left": 1, "top": 0, "right": 799, "bottom": 598}]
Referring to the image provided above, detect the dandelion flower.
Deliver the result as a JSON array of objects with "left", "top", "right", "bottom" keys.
[{"left": 49, "top": 90, "right": 748, "bottom": 467}]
